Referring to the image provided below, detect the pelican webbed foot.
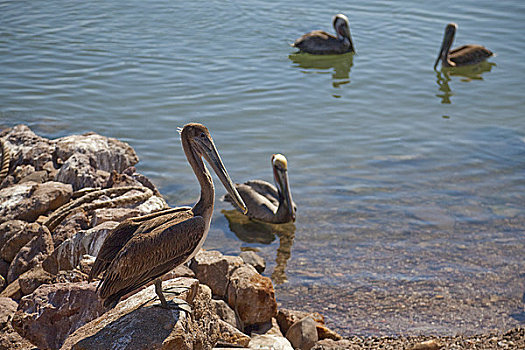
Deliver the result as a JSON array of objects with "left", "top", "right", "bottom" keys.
[{"left": 153, "top": 279, "right": 192, "bottom": 313}]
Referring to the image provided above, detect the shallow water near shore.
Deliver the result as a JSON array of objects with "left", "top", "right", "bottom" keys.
[{"left": 1, "top": 0, "right": 524, "bottom": 336}]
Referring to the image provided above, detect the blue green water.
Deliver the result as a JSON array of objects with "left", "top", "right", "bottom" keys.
[{"left": 1, "top": 0, "right": 524, "bottom": 336}]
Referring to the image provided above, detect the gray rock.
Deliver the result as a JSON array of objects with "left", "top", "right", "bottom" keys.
[
  {"left": 212, "top": 298, "right": 240, "bottom": 329},
  {"left": 42, "top": 221, "right": 118, "bottom": 275},
  {"left": 285, "top": 316, "right": 318, "bottom": 350},
  {"left": 54, "top": 153, "right": 107, "bottom": 191},
  {"left": 60, "top": 278, "right": 221, "bottom": 350},
  {"left": 190, "top": 250, "right": 244, "bottom": 298},
  {"left": 226, "top": 264, "right": 277, "bottom": 327},
  {"left": 7, "top": 225, "right": 54, "bottom": 283},
  {"left": 240, "top": 251, "right": 266, "bottom": 274},
  {"left": 249, "top": 334, "right": 293, "bottom": 350},
  {"left": 12, "top": 281, "right": 106, "bottom": 350}
]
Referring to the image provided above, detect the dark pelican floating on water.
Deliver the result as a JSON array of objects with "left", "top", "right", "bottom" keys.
[
  {"left": 434, "top": 22, "right": 494, "bottom": 69},
  {"left": 224, "top": 154, "right": 296, "bottom": 224},
  {"left": 292, "top": 14, "right": 355, "bottom": 55},
  {"left": 88, "top": 123, "right": 246, "bottom": 309}
]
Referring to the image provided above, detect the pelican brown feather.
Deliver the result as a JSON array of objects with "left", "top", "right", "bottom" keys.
[{"left": 89, "top": 123, "right": 246, "bottom": 309}]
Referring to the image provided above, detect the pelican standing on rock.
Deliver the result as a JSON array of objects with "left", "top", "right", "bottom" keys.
[
  {"left": 88, "top": 123, "right": 247, "bottom": 309},
  {"left": 434, "top": 22, "right": 493, "bottom": 69},
  {"left": 292, "top": 14, "right": 355, "bottom": 55},
  {"left": 224, "top": 154, "right": 296, "bottom": 224}
]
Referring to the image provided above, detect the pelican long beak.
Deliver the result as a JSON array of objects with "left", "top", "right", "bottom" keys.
[
  {"left": 273, "top": 165, "right": 296, "bottom": 222},
  {"left": 197, "top": 138, "right": 247, "bottom": 214},
  {"left": 433, "top": 43, "right": 445, "bottom": 70},
  {"left": 434, "top": 23, "right": 456, "bottom": 70}
]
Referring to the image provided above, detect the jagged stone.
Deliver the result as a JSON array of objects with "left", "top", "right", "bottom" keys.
[
  {"left": 277, "top": 308, "right": 325, "bottom": 335},
  {"left": 0, "top": 297, "right": 34, "bottom": 350},
  {"left": 18, "top": 265, "right": 54, "bottom": 296},
  {"left": 42, "top": 221, "right": 118, "bottom": 275},
  {"left": 285, "top": 316, "right": 318, "bottom": 350},
  {"left": 51, "top": 210, "right": 90, "bottom": 248},
  {"left": 11, "top": 281, "right": 106, "bottom": 350},
  {"left": 240, "top": 251, "right": 266, "bottom": 274},
  {"left": 0, "top": 181, "right": 72, "bottom": 224},
  {"left": 212, "top": 298, "right": 240, "bottom": 329},
  {"left": 249, "top": 334, "right": 294, "bottom": 350},
  {"left": 61, "top": 278, "right": 221, "bottom": 350},
  {"left": 7, "top": 225, "right": 54, "bottom": 283},
  {"left": 54, "top": 153, "right": 107, "bottom": 191},
  {"left": 217, "top": 319, "right": 251, "bottom": 347},
  {"left": 190, "top": 250, "right": 244, "bottom": 298},
  {"left": 226, "top": 264, "right": 277, "bottom": 326},
  {"left": 0, "top": 220, "right": 32, "bottom": 263}
]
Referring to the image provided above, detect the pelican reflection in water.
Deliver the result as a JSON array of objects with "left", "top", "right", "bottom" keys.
[
  {"left": 292, "top": 14, "right": 355, "bottom": 55},
  {"left": 434, "top": 23, "right": 494, "bottom": 70},
  {"left": 289, "top": 52, "right": 353, "bottom": 89},
  {"left": 222, "top": 209, "right": 296, "bottom": 284},
  {"left": 224, "top": 154, "right": 296, "bottom": 224},
  {"left": 435, "top": 61, "right": 495, "bottom": 104},
  {"left": 89, "top": 123, "right": 246, "bottom": 309}
]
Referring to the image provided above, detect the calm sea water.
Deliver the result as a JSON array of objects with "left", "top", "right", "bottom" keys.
[{"left": 1, "top": 0, "right": 524, "bottom": 336}]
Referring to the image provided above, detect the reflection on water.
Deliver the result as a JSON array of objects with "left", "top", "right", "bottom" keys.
[
  {"left": 288, "top": 53, "right": 353, "bottom": 92},
  {"left": 222, "top": 209, "right": 295, "bottom": 284},
  {"left": 435, "top": 61, "right": 495, "bottom": 104}
]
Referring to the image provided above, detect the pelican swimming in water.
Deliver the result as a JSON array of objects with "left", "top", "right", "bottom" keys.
[
  {"left": 292, "top": 14, "right": 355, "bottom": 55},
  {"left": 434, "top": 23, "right": 493, "bottom": 69},
  {"left": 224, "top": 154, "right": 296, "bottom": 224},
  {"left": 88, "top": 123, "right": 247, "bottom": 308}
]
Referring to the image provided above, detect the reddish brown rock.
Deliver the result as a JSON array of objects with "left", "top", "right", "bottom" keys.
[
  {"left": 18, "top": 266, "right": 54, "bottom": 296},
  {"left": 1, "top": 221, "right": 35, "bottom": 263},
  {"left": 0, "top": 279, "right": 22, "bottom": 300},
  {"left": 11, "top": 282, "right": 106, "bottom": 350},
  {"left": 0, "top": 259, "right": 9, "bottom": 279},
  {"left": 0, "top": 297, "right": 34, "bottom": 350},
  {"left": 190, "top": 250, "right": 244, "bottom": 298},
  {"left": 277, "top": 308, "right": 325, "bottom": 335},
  {"left": 217, "top": 319, "right": 251, "bottom": 347},
  {"left": 7, "top": 225, "right": 54, "bottom": 283},
  {"left": 42, "top": 221, "right": 118, "bottom": 275},
  {"left": 226, "top": 264, "right": 277, "bottom": 326}
]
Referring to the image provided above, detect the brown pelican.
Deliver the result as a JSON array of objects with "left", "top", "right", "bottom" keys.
[
  {"left": 292, "top": 14, "right": 355, "bottom": 55},
  {"left": 434, "top": 23, "right": 493, "bottom": 69},
  {"left": 224, "top": 154, "right": 296, "bottom": 224},
  {"left": 88, "top": 123, "right": 247, "bottom": 309}
]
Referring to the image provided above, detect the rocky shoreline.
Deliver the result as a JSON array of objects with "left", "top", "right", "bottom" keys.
[{"left": 0, "top": 125, "right": 523, "bottom": 350}]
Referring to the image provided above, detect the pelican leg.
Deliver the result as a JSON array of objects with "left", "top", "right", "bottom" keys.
[{"left": 153, "top": 279, "right": 192, "bottom": 313}]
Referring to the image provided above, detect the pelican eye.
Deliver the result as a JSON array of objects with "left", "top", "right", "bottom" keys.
[{"left": 200, "top": 132, "right": 206, "bottom": 138}]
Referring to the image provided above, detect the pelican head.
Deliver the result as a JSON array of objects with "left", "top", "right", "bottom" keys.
[
  {"left": 434, "top": 22, "right": 458, "bottom": 69},
  {"left": 271, "top": 154, "right": 296, "bottom": 222},
  {"left": 181, "top": 123, "right": 247, "bottom": 214},
  {"left": 333, "top": 14, "right": 354, "bottom": 53}
]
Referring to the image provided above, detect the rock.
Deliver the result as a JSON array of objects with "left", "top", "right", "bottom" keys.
[
  {"left": 61, "top": 278, "right": 221, "bottom": 350},
  {"left": 240, "top": 251, "right": 266, "bottom": 274},
  {"left": 42, "top": 221, "right": 118, "bottom": 275},
  {"left": 90, "top": 207, "right": 142, "bottom": 227},
  {"left": 411, "top": 339, "right": 441, "bottom": 350},
  {"left": 0, "top": 279, "right": 22, "bottom": 300},
  {"left": 0, "top": 259, "right": 9, "bottom": 278},
  {"left": 53, "top": 269, "right": 89, "bottom": 284},
  {"left": 18, "top": 266, "right": 54, "bottom": 296},
  {"left": 0, "top": 275, "right": 5, "bottom": 291},
  {"left": 54, "top": 153, "right": 106, "bottom": 191},
  {"left": 250, "top": 317, "right": 283, "bottom": 337},
  {"left": 0, "top": 181, "right": 72, "bottom": 224},
  {"left": 54, "top": 132, "right": 138, "bottom": 174},
  {"left": 77, "top": 255, "right": 96, "bottom": 276},
  {"left": 0, "top": 125, "right": 55, "bottom": 172},
  {"left": 190, "top": 250, "right": 244, "bottom": 298},
  {"left": 249, "top": 334, "right": 294, "bottom": 350},
  {"left": 285, "top": 316, "right": 318, "bottom": 350},
  {"left": 19, "top": 170, "right": 48, "bottom": 184},
  {"left": 51, "top": 211, "right": 90, "bottom": 248},
  {"left": 0, "top": 221, "right": 35, "bottom": 262},
  {"left": 7, "top": 225, "right": 54, "bottom": 283},
  {"left": 226, "top": 264, "right": 277, "bottom": 326},
  {"left": 11, "top": 281, "right": 106, "bottom": 350},
  {"left": 217, "top": 319, "right": 251, "bottom": 347},
  {"left": 212, "top": 298, "right": 240, "bottom": 329},
  {"left": 277, "top": 308, "right": 325, "bottom": 335},
  {"left": 316, "top": 324, "right": 342, "bottom": 341},
  {"left": 0, "top": 297, "right": 34, "bottom": 350}
]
